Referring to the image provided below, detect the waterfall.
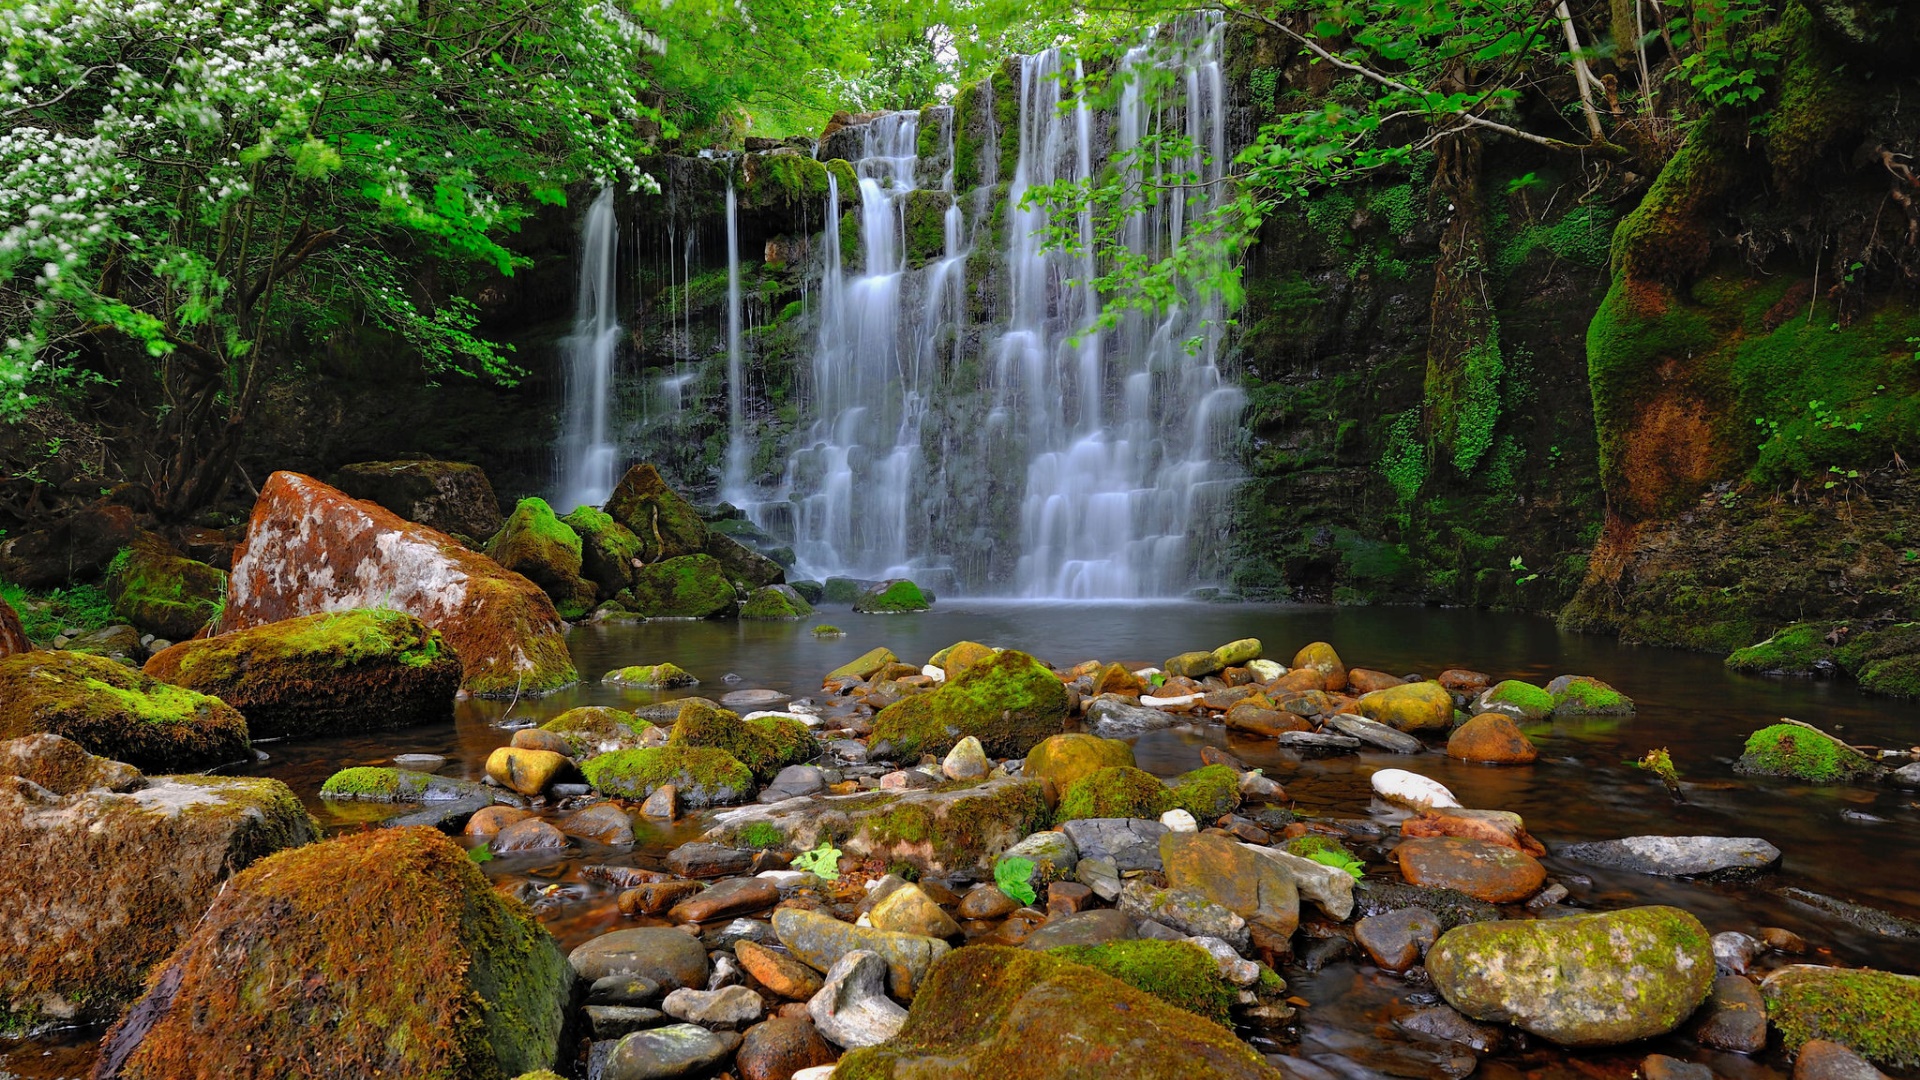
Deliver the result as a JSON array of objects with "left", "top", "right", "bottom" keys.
[
  {"left": 555, "top": 185, "right": 621, "bottom": 514},
  {"left": 720, "top": 181, "right": 750, "bottom": 501}
]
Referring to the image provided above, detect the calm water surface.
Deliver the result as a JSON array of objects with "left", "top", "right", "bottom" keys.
[{"left": 7, "top": 602, "right": 1918, "bottom": 1079}]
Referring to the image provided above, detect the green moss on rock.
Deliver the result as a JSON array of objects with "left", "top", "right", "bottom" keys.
[
  {"left": 1545, "top": 674, "right": 1635, "bottom": 716},
  {"left": 1168, "top": 764, "right": 1242, "bottom": 821},
  {"left": 667, "top": 699, "right": 814, "bottom": 782},
  {"left": 143, "top": 609, "right": 460, "bottom": 741},
  {"left": 107, "top": 546, "right": 227, "bottom": 642},
  {"left": 741, "top": 584, "right": 813, "bottom": 619},
  {"left": 540, "top": 706, "right": 653, "bottom": 756},
  {"left": 1048, "top": 940, "right": 1238, "bottom": 1026},
  {"left": 559, "top": 505, "right": 644, "bottom": 596},
  {"left": 0, "top": 650, "right": 250, "bottom": 771},
  {"left": 626, "top": 554, "right": 737, "bottom": 618},
  {"left": 605, "top": 463, "right": 710, "bottom": 561},
  {"left": 487, "top": 498, "right": 594, "bottom": 619},
  {"left": 1475, "top": 680, "right": 1555, "bottom": 721},
  {"left": 1726, "top": 622, "right": 1836, "bottom": 676},
  {"left": 832, "top": 946, "right": 1280, "bottom": 1080},
  {"left": 1023, "top": 733, "right": 1135, "bottom": 792},
  {"left": 1763, "top": 965, "right": 1920, "bottom": 1069},
  {"left": 853, "top": 578, "right": 931, "bottom": 613},
  {"left": 1735, "top": 723, "right": 1876, "bottom": 782},
  {"left": 707, "top": 776, "right": 1050, "bottom": 873},
  {"left": 581, "top": 745, "right": 754, "bottom": 807},
  {"left": 1055, "top": 766, "right": 1172, "bottom": 824},
  {"left": 869, "top": 649, "right": 1067, "bottom": 759},
  {"left": 602, "top": 662, "right": 698, "bottom": 689},
  {"left": 94, "top": 826, "right": 570, "bottom": 1080}
]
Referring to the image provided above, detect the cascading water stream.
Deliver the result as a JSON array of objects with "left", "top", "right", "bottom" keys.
[
  {"left": 555, "top": 185, "right": 621, "bottom": 513},
  {"left": 720, "top": 181, "right": 750, "bottom": 501},
  {"left": 760, "top": 16, "right": 1241, "bottom": 597}
]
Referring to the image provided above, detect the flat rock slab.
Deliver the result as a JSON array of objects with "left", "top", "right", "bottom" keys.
[
  {"left": 1275, "top": 731, "right": 1362, "bottom": 754},
  {"left": 1060, "top": 818, "right": 1169, "bottom": 872},
  {"left": 723, "top": 689, "right": 792, "bottom": 709},
  {"left": 1326, "top": 714, "right": 1424, "bottom": 753},
  {"left": 1395, "top": 837, "right": 1545, "bottom": 904},
  {"left": 1559, "top": 836, "right": 1782, "bottom": 879}
]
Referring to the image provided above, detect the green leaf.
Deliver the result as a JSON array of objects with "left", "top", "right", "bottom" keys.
[
  {"left": 994, "top": 856, "right": 1037, "bottom": 906},
  {"left": 792, "top": 841, "right": 842, "bottom": 881}
]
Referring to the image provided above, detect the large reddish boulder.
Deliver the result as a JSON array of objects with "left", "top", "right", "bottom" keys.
[
  {"left": 220, "top": 472, "right": 576, "bottom": 697},
  {"left": 0, "top": 594, "right": 28, "bottom": 657}
]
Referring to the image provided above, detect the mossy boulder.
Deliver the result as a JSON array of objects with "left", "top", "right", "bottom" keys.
[
  {"left": 705, "top": 776, "right": 1050, "bottom": 872},
  {"left": 1, "top": 743, "right": 317, "bottom": 1036},
  {"left": 827, "top": 645, "right": 896, "bottom": 681},
  {"left": 708, "top": 533, "right": 785, "bottom": 590},
  {"left": 1352, "top": 680, "right": 1454, "bottom": 732},
  {"left": 853, "top": 578, "right": 931, "bottom": 613},
  {"left": 1726, "top": 622, "right": 1834, "bottom": 675},
  {"left": 670, "top": 699, "right": 816, "bottom": 782},
  {"left": 869, "top": 649, "right": 1068, "bottom": 759},
  {"left": 0, "top": 650, "right": 250, "bottom": 771},
  {"left": 1023, "top": 733, "right": 1135, "bottom": 792},
  {"left": 1047, "top": 940, "right": 1239, "bottom": 1026},
  {"left": 94, "top": 827, "right": 570, "bottom": 1080},
  {"left": 602, "top": 662, "right": 698, "bottom": 689},
  {"left": 626, "top": 554, "right": 737, "bottom": 618},
  {"left": 1762, "top": 965, "right": 1920, "bottom": 1069},
  {"left": 606, "top": 463, "right": 709, "bottom": 561},
  {"left": 143, "top": 609, "right": 461, "bottom": 741},
  {"left": 317, "top": 766, "right": 494, "bottom": 803},
  {"left": 741, "top": 584, "right": 813, "bottom": 619},
  {"left": 1168, "top": 763, "right": 1243, "bottom": 820},
  {"left": 558, "top": 505, "right": 644, "bottom": 596},
  {"left": 832, "top": 946, "right": 1282, "bottom": 1080},
  {"left": 580, "top": 745, "right": 755, "bottom": 807},
  {"left": 332, "top": 459, "right": 504, "bottom": 540},
  {"left": 486, "top": 497, "right": 594, "bottom": 619},
  {"left": 106, "top": 546, "right": 227, "bottom": 641},
  {"left": 540, "top": 706, "right": 654, "bottom": 757},
  {"left": 1055, "top": 766, "right": 1172, "bottom": 824},
  {"left": 1210, "top": 638, "right": 1263, "bottom": 669},
  {"left": 1161, "top": 831, "right": 1299, "bottom": 937},
  {"left": 220, "top": 472, "right": 576, "bottom": 698},
  {"left": 1734, "top": 723, "right": 1877, "bottom": 782},
  {"left": 1545, "top": 674, "right": 1635, "bottom": 716},
  {"left": 1472, "top": 680, "right": 1556, "bottom": 721},
  {"left": 1427, "top": 906, "right": 1715, "bottom": 1047},
  {"left": 1835, "top": 623, "right": 1920, "bottom": 697},
  {"left": 821, "top": 577, "right": 867, "bottom": 604}
]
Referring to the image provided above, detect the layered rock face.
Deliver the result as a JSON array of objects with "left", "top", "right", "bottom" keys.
[{"left": 219, "top": 471, "right": 575, "bottom": 696}]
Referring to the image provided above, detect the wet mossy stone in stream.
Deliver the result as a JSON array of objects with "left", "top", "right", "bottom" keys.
[
  {"left": 580, "top": 745, "right": 754, "bottom": 808},
  {"left": 831, "top": 945, "right": 1282, "bottom": 1080},
  {"left": 1726, "top": 622, "right": 1836, "bottom": 676},
  {"left": 602, "top": 662, "right": 698, "bottom": 689},
  {"left": 853, "top": 578, "right": 931, "bottom": 613},
  {"left": 93, "top": 826, "right": 570, "bottom": 1080},
  {"left": 741, "top": 584, "right": 813, "bottom": 619},
  {"left": 1055, "top": 766, "right": 1172, "bottom": 824},
  {"left": 0, "top": 743, "right": 318, "bottom": 1037},
  {"left": 486, "top": 497, "right": 595, "bottom": 619},
  {"left": 708, "top": 532, "right": 785, "bottom": 590},
  {"left": 1734, "top": 723, "right": 1877, "bottom": 782},
  {"left": 0, "top": 650, "right": 250, "bottom": 772},
  {"left": 105, "top": 545, "right": 227, "bottom": 642},
  {"left": 1168, "top": 763, "right": 1243, "bottom": 821},
  {"left": 317, "top": 766, "right": 493, "bottom": 803},
  {"left": 1048, "top": 939, "right": 1238, "bottom": 1026},
  {"left": 540, "top": 707, "right": 654, "bottom": 757},
  {"left": 142, "top": 609, "right": 461, "bottom": 741},
  {"left": 1762, "top": 965, "right": 1920, "bottom": 1069},
  {"left": 1471, "top": 680, "right": 1556, "bottom": 722},
  {"left": 606, "top": 463, "right": 709, "bottom": 561},
  {"left": 1835, "top": 622, "right": 1920, "bottom": 697},
  {"left": 558, "top": 506, "right": 644, "bottom": 596},
  {"left": 705, "top": 776, "right": 1050, "bottom": 873},
  {"left": 1545, "top": 675, "right": 1635, "bottom": 716},
  {"left": 669, "top": 698, "right": 817, "bottom": 782},
  {"left": 821, "top": 577, "right": 867, "bottom": 604},
  {"left": 626, "top": 554, "right": 737, "bottom": 618},
  {"left": 1023, "top": 733, "right": 1135, "bottom": 792},
  {"left": 1426, "top": 906, "right": 1715, "bottom": 1047},
  {"left": 868, "top": 649, "right": 1068, "bottom": 760},
  {"left": 1352, "top": 680, "right": 1455, "bottom": 732}
]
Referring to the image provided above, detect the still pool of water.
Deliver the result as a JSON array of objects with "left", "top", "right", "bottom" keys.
[{"left": 7, "top": 602, "right": 1918, "bottom": 1079}]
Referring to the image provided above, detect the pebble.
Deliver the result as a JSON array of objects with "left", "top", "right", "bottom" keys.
[
  {"left": 666, "top": 842, "right": 754, "bottom": 878},
  {"left": 1641, "top": 1055, "right": 1715, "bottom": 1080},
  {"left": 588, "top": 974, "right": 662, "bottom": 1005},
  {"left": 661, "top": 984, "right": 764, "bottom": 1028},
  {"left": 640, "top": 784, "right": 679, "bottom": 820},
  {"left": 1692, "top": 974, "right": 1766, "bottom": 1053},
  {"left": 941, "top": 736, "right": 990, "bottom": 781},
  {"left": 490, "top": 817, "right": 568, "bottom": 853},
  {"left": 603, "top": 1023, "right": 740, "bottom": 1080},
  {"left": 1160, "top": 808, "right": 1198, "bottom": 832},
  {"left": 736, "top": 940, "right": 825, "bottom": 1000},
  {"left": 1074, "top": 856, "right": 1122, "bottom": 902},
  {"left": 668, "top": 877, "right": 779, "bottom": 924},
  {"left": 1354, "top": 906, "right": 1441, "bottom": 972},
  {"left": 808, "top": 949, "right": 908, "bottom": 1049},
  {"left": 957, "top": 883, "right": 1019, "bottom": 920},
  {"left": 1712, "top": 931, "right": 1762, "bottom": 975}
]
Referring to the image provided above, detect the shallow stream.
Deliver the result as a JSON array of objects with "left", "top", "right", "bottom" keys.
[{"left": 8, "top": 603, "right": 1919, "bottom": 1079}]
